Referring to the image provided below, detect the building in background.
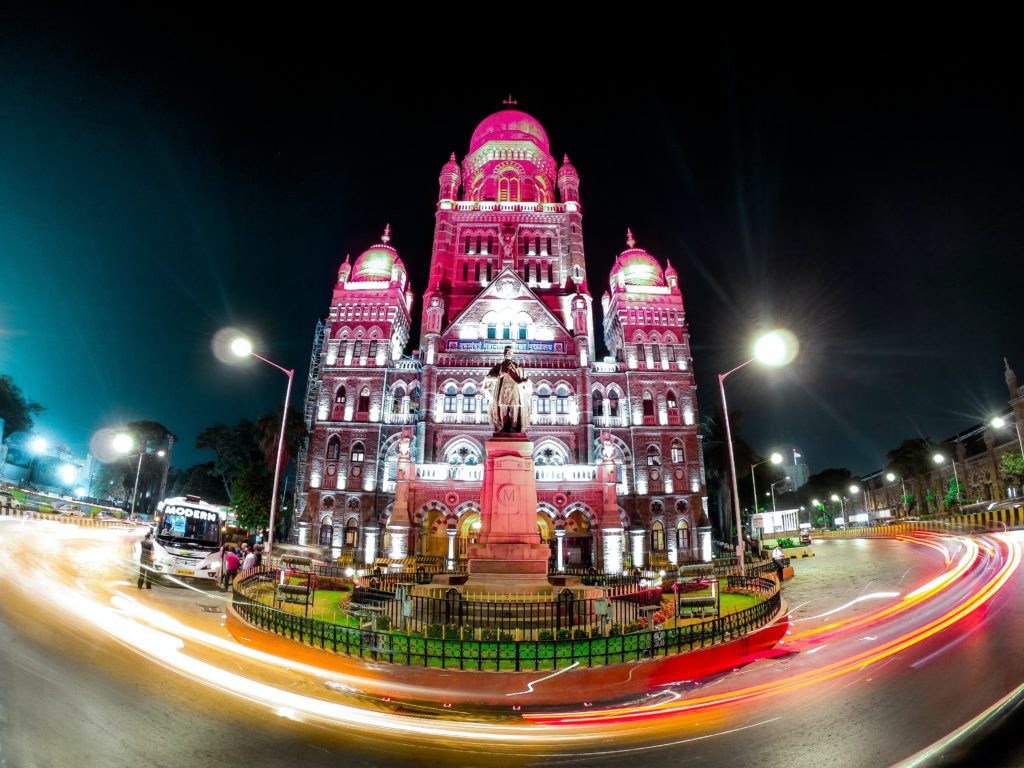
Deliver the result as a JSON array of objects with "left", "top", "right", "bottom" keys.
[
  {"left": 292, "top": 107, "right": 706, "bottom": 569},
  {"left": 784, "top": 448, "right": 810, "bottom": 490}
]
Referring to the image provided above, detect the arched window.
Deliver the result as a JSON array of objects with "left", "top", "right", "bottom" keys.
[
  {"left": 537, "top": 385, "right": 551, "bottom": 414},
  {"left": 332, "top": 385, "right": 347, "bottom": 419},
  {"left": 652, "top": 344, "right": 661, "bottom": 363},
  {"left": 671, "top": 440, "right": 684, "bottom": 463},
  {"left": 391, "top": 386, "right": 406, "bottom": 415},
  {"left": 345, "top": 518, "right": 359, "bottom": 548},
  {"left": 591, "top": 389, "right": 604, "bottom": 417},
  {"left": 677, "top": 519, "right": 690, "bottom": 552},
  {"left": 462, "top": 383, "right": 477, "bottom": 413},
  {"left": 351, "top": 442, "right": 365, "bottom": 463},
  {"left": 651, "top": 521, "right": 665, "bottom": 552},
  {"left": 608, "top": 390, "right": 620, "bottom": 417},
  {"left": 555, "top": 384, "right": 570, "bottom": 414},
  {"left": 666, "top": 389, "right": 680, "bottom": 425},
  {"left": 647, "top": 445, "right": 661, "bottom": 466},
  {"left": 409, "top": 385, "right": 421, "bottom": 414},
  {"left": 357, "top": 387, "right": 370, "bottom": 415},
  {"left": 443, "top": 385, "right": 457, "bottom": 413},
  {"left": 642, "top": 391, "right": 655, "bottom": 418},
  {"left": 326, "top": 435, "right": 341, "bottom": 460},
  {"left": 636, "top": 344, "right": 645, "bottom": 365},
  {"left": 367, "top": 340, "right": 378, "bottom": 360},
  {"left": 353, "top": 340, "right": 363, "bottom": 359}
]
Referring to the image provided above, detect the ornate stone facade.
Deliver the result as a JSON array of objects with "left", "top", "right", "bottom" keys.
[{"left": 292, "top": 108, "right": 706, "bottom": 568}]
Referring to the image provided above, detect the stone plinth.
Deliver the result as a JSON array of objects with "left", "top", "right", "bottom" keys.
[{"left": 465, "top": 437, "right": 551, "bottom": 582}]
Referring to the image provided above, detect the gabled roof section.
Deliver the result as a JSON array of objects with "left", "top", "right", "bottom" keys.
[{"left": 441, "top": 267, "right": 570, "bottom": 340}]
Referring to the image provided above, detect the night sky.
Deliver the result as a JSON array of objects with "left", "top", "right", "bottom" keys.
[{"left": 2, "top": 19, "right": 1021, "bottom": 476}]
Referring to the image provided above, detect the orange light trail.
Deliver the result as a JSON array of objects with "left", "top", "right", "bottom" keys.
[{"left": 525, "top": 534, "right": 1020, "bottom": 726}]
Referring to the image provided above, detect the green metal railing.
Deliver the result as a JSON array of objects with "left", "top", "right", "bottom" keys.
[{"left": 231, "top": 572, "right": 781, "bottom": 672}]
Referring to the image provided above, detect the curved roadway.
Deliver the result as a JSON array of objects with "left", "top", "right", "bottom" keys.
[{"left": 1, "top": 518, "right": 1022, "bottom": 767}]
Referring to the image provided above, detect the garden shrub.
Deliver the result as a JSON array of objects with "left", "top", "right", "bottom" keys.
[
  {"left": 426, "top": 623, "right": 443, "bottom": 639},
  {"left": 538, "top": 630, "right": 554, "bottom": 642},
  {"left": 573, "top": 628, "right": 589, "bottom": 640},
  {"left": 556, "top": 629, "right": 570, "bottom": 641}
]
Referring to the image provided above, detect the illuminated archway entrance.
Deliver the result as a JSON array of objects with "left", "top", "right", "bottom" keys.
[
  {"left": 564, "top": 509, "right": 593, "bottom": 566},
  {"left": 418, "top": 509, "right": 449, "bottom": 558}
]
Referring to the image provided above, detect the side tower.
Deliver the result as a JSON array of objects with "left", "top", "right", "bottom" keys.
[
  {"left": 596, "top": 230, "right": 704, "bottom": 565},
  {"left": 296, "top": 226, "right": 419, "bottom": 557}
]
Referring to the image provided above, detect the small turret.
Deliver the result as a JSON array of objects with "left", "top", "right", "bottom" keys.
[
  {"left": 557, "top": 154, "right": 580, "bottom": 203},
  {"left": 337, "top": 254, "right": 351, "bottom": 283},
  {"left": 438, "top": 152, "right": 461, "bottom": 201}
]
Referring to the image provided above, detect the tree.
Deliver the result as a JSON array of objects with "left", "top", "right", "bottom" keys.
[
  {"left": 170, "top": 462, "right": 231, "bottom": 505},
  {"left": 232, "top": 462, "right": 273, "bottom": 532},
  {"left": 0, "top": 375, "right": 44, "bottom": 439},
  {"left": 1000, "top": 451, "right": 1024, "bottom": 488},
  {"left": 701, "top": 406, "right": 757, "bottom": 543},
  {"left": 196, "top": 421, "right": 261, "bottom": 502},
  {"left": 799, "top": 467, "right": 856, "bottom": 525},
  {"left": 254, "top": 407, "right": 307, "bottom": 474},
  {"left": 887, "top": 438, "right": 935, "bottom": 515}
]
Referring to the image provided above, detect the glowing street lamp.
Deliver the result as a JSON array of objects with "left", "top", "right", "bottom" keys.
[
  {"left": 718, "top": 329, "right": 798, "bottom": 571},
  {"left": 751, "top": 452, "right": 784, "bottom": 519},
  {"left": 59, "top": 463, "right": 78, "bottom": 486},
  {"left": 885, "top": 471, "right": 908, "bottom": 516},
  {"left": 991, "top": 416, "right": 1024, "bottom": 455},
  {"left": 227, "top": 334, "right": 294, "bottom": 557},
  {"left": 933, "top": 453, "right": 962, "bottom": 506},
  {"left": 830, "top": 493, "right": 847, "bottom": 525},
  {"left": 114, "top": 431, "right": 167, "bottom": 517},
  {"left": 30, "top": 436, "right": 47, "bottom": 454}
]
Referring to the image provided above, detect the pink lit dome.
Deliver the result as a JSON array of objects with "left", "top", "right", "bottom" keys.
[
  {"left": 350, "top": 225, "right": 406, "bottom": 282},
  {"left": 609, "top": 229, "right": 666, "bottom": 288},
  {"left": 469, "top": 109, "right": 550, "bottom": 153}
]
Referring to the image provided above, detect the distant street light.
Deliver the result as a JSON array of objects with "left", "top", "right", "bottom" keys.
[
  {"left": 59, "top": 464, "right": 77, "bottom": 486},
  {"left": 885, "top": 472, "right": 908, "bottom": 516},
  {"left": 30, "top": 436, "right": 47, "bottom": 454},
  {"left": 228, "top": 334, "right": 294, "bottom": 557},
  {"left": 991, "top": 416, "right": 1024, "bottom": 455},
  {"left": 830, "top": 493, "right": 847, "bottom": 525},
  {"left": 771, "top": 477, "right": 790, "bottom": 514},
  {"left": 933, "top": 453, "right": 962, "bottom": 506},
  {"left": 718, "top": 329, "right": 798, "bottom": 572},
  {"left": 750, "top": 452, "right": 784, "bottom": 519},
  {"left": 115, "top": 431, "right": 167, "bottom": 518}
]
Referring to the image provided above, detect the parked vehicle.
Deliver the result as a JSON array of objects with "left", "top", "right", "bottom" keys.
[{"left": 0, "top": 490, "right": 22, "bottom": 511}]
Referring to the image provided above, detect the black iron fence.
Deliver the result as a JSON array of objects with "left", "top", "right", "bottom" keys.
[
  {"left": 232, "top": 574, "right": 782, "bottom": 672},
  {"left": 347, "top": 584, "right": 664, "bottom": 639}
]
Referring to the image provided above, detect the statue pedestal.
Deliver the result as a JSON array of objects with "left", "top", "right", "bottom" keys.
[{"left": 465, "top": 438, "right": 550, "bottom": 587}]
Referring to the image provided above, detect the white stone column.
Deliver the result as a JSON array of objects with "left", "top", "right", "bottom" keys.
[
  {"left": 363, "top": 528, "right": 378, "bottom": 565},
  {"left": 630, "top": 527, "right": 645, "bottom": 570},
  {"left": 388, "top": 526, "right": 409, "bottom": 559},
  {"left": 446, "top": 526, "right": 456, "bottom": 570},
  {"left": 602, "top": 528, "right": 623, "bottom": 574},
  {"left": 555, "top": 528, "right": 566, "bottom": 571}
]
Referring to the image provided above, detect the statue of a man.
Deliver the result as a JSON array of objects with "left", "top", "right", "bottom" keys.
[{"left": 484, "top": 346, "right": 531, "bottom": 434}]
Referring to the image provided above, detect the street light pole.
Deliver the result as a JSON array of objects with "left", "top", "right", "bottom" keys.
[
  {"left": 231, "top": 339, "right": 294, "bottom": 558},
  {"left": 718, "top": 360, "right": 753, "bottom": 572},
  {"left": 750, "top": 452, "right": 783, "bottom": 524},
  {"left": 771, "top": 477, "right": 789, "bottom": 514},
  {"left": 130, "top": 451, "right": 144, "bottom": 517},
  {"left": 991, "top": 416, "right": 1024, "bottom": 456}
]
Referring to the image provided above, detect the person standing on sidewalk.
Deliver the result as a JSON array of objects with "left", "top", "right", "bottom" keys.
[
  {"left": 222, "top": 546, "right": 240, "bottom": 591},
  {"left": 138, "top": 532, "right": 154, "bottom": 589}
]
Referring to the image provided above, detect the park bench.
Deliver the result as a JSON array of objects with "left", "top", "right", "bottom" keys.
[
  {"left": 274, "top": 555, "right": 316, "bottom": 612},
  {"left": 676, "top": 579, "right": 719, "bottom": 618}
]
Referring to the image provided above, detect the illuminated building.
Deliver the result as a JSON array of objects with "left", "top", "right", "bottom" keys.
[{"left": 292, "top": 107, "right": 705, "bottom": 568}]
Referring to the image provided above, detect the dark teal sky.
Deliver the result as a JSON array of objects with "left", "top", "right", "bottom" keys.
[{"left": 2, "top": 19, "right": 1022, "bottom": 474}]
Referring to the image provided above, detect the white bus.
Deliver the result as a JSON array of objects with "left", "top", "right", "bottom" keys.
[{"left": 151, "top": 495, "right": 228, "bottom": 582}]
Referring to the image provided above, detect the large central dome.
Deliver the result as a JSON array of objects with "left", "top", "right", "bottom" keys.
[{"left": 469, "top": 109, "right": 550, "bottom": 153}]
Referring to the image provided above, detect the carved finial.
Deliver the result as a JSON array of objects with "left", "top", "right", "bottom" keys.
[
  {"left": 563, "top": 154, "right": 570, "bottom": 164},
  {"left": 626, "top": 228, "right": 636, "bottom": 249},
  {"left": 1006, "top": 356, "right": 1012, "bottom": 372},
  {"left": 503, "top": 93, "right": 518, "bottom": 107},
  {"left": 381, "top": 224, "right": 391, "bottom": 244},
  {"left": 449, "top": 152, "right": 457, "bottom": 162},
  {"left": 342, "top": 253, "right": 350, "bottom": 264}
]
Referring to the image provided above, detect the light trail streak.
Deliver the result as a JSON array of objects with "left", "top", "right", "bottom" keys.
[
  {"left": 506, "top": 662, "right": 580, "bottom": 696},
  {"left": 525, "top": 534, "right": 1020, "bottom": 725},
  {"left": 791, "top": 535, "right": 979, "bottom": 641}
]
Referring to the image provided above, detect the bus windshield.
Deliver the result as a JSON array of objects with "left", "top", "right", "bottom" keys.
[{"left": 157, "top": 510, "right": 222, "bottom": 548}]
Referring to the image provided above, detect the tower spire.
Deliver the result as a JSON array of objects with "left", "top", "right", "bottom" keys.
[
  {"left": 381, "top": 224, "right": 391, "bottom": 244},
  {"left": 503, "top": 93, "right": 518, "bottom": 107},
  {"left": 626, "top": 228, "right": 636, "bottom": 249}
]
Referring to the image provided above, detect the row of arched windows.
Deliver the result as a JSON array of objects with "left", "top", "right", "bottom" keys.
[{"left": 326, "top": 436, "right": 365, "bottom": 463}]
